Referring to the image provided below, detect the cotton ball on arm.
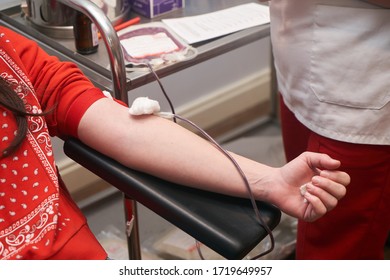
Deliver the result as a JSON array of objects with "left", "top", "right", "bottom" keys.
[{"left": 129, "top": 97, "right": 161, "bottom": 115}]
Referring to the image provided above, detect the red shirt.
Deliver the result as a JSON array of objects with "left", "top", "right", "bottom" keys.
[{"left": 0, "top": 26, "right": 107, "bottom": 259}]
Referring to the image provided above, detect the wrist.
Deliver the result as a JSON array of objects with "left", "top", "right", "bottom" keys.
[{"left": 250, "top": 166, "right": 279, "bottom": 203}]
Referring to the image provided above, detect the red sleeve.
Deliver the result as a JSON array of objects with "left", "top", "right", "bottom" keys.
[{"left": 1, "top": 26, "right": 108, "bottom": 138}]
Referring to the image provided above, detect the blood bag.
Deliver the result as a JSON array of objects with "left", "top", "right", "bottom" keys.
[{"left": 117, "top": 22, "right": 197, "bottom": 68}]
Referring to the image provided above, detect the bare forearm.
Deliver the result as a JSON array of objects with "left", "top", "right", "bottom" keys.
[
  {"left": 77, "top": 98, "right": 350, "bottom": 222},
  {"left": 77, "top": 98, "right": 272, "bottom": 199}
]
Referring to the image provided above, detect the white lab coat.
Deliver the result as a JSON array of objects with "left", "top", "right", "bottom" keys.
[{"left": 269, "top": 0, "right": 390, "bottom": 144}]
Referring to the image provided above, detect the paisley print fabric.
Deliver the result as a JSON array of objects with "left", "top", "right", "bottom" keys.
[{"left": 0, "top": 26, "right": 106, "bottom": 259}]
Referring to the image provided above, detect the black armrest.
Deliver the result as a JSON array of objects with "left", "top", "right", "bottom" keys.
[{"left": 63, "top": 138, "right": 281, "bottom": 259}]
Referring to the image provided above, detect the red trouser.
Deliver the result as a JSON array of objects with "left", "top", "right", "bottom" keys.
[{"left": 280, "top": 96, "right": 390, "bottom": 259}]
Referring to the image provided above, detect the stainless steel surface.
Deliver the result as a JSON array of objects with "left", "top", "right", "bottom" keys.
[
  {"left": 0, "top": 0, "right": 270, "bottom": 95},
  {"left": 57, "top": 0, "right": 128, "bottom": 103},
  {"left": 25, "top": 0, "right": 130, "bottom": 38}
]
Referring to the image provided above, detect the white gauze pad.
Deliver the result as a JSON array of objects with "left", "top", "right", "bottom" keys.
[
  {"left": 300, "top": 183, "right": 308, "bottom": 203},
  {"left": 129, "top": 97, "right": 161, "bottom": 115}
]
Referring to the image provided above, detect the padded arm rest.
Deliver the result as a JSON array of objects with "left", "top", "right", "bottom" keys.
[{"left": 63, "top": 138, "right": 281, "bottom": 259}]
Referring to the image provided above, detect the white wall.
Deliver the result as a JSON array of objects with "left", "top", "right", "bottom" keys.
[
  {"left": 127, "top": 38, "right": 271, "bottom": 109},
  {"left": 0, "top": 1, "right": 20, "bottom": 10}
]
